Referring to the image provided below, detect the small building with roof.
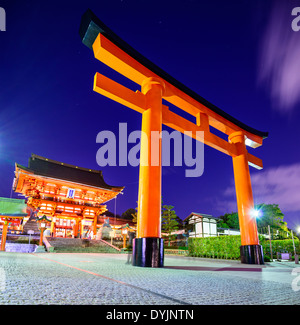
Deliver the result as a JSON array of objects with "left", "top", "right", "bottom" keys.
[{"left": 184, "top": 212, "right": 218, "bottom": 238}]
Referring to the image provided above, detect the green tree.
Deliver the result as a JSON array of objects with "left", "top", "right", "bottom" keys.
[
  {"left": 218, "top": 204, "right": 288, "bottom": 237},
  {"left": 131, "top": 210, "right": 137, "bottom": 224},
  {"left": 255, "top": 203, "right": 289, "bottom": 238},
  {"left": 255, "top": 204, "right": 285, "bottom": 229},
  {"left": 121, "top": 208, "right": 136, "bottom": 221},
  {"left": 129, "top": 202, "right": 138, "bottom": 225},
  {"left": 161, "top": 205, "right": 179, "bottom": 246},
  {"left": 217, "top": 212, "right": 239, "bottom": 229},
  {"left": 101, "top": 210, "right": 121, "bottom": 219},
  {"left": 130, "top": 198, "right": 182, "bottom": 234}
]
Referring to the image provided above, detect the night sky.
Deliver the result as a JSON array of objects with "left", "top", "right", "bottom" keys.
[{"left": 1, "top": 0, "right": 300, "bottom": 231}]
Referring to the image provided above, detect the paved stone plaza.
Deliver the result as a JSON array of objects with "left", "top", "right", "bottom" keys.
[{"left": 0, "top": 252, "right": 299, "bottom": 305}]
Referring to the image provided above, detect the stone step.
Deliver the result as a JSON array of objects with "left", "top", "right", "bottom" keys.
[
  {"left": 46, "top": 237, "right": 84, "bottom": 247},
  {"left": 45, "top": 237, "right": 120, "bottom": 252},
  {"left": 5, "top": 243, "right": 38, "bottom": 253}
]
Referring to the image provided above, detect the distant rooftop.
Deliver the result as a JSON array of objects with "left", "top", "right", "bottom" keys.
[
  {"left": 0, "top": 197, "right": 27, "bottom": 217},
  {"left": 184, "top": 212, "right": 219, "bottom": 222}
]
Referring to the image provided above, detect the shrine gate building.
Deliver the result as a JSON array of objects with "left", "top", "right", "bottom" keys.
[{"left": 13, "top": 154, "right": 124, "bottom": 238}]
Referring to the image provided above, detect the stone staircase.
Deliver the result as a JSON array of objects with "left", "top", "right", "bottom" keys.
[
  {"left": 22, "top": 216, "right": 40, "bottom": 235},
  {"left": 45, "top": 237, "right": 120, "bottom": 253}
]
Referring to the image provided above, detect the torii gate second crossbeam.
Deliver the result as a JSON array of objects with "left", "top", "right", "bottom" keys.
[{"left": 80, "top": 10, "right": 268, "bottom": 267}]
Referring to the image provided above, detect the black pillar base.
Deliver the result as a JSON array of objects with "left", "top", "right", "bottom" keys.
[
  {"left": 132, "top": 237, "right": 164, "bottom": 267},
  {"left": 240, "top": 245, "right": 264, "bottom": 264}
]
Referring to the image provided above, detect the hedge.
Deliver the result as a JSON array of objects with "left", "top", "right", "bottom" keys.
[
  {"left": 260, "top": 238, "right": 300, "bottom": 256},
  {"left": 188, "top": 235, "right": 241, "bottom": 259},
  {"left": 188, "top": 235, "right": 300, "bottom": 260}
]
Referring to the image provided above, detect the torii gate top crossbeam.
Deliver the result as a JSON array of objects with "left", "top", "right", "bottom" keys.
[{"left": 79, "top": 9, "right": 268, "bottom": 169}]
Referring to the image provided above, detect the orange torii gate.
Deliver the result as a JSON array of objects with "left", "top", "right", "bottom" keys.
[{"left": 80, "top": 10, "right": 268, "bottom": 267}]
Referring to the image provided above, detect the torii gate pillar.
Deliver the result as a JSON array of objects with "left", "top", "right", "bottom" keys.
[
  {"left": 132, "top": 78, "right": 165, "bottom": 268},
  {"left": 229, "top": 131, "right": 264, "bottom": 264}
]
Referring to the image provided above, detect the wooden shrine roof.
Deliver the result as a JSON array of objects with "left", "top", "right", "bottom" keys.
[{"left": 16, "top": 154, "right": 124, "bottom": 192}]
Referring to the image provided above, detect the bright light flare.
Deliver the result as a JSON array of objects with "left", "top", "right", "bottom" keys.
[{"left": 250, "top": 208, "right": 261, "bottom": 218}]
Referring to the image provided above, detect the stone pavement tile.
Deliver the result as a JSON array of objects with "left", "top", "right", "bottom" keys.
[
  {"left": 37, "top": 253, "right": 300, "bottom": 305},
  {"left": 0, "top": 252, "right": 299, "bottom": 305},
  {"left": 0, "top": 253, "right": 177, "bottom": 305}
]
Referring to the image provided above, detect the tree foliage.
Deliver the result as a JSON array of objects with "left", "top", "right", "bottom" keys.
[
  {"left": 255, "top": 204, "right": 286, "bottom": 230},
  {"left": 218, "top": 204, "right": 287, "bottom": 232},
  {"left": 100, "top": 210, "right": 121, "bottom": 219},
  {"left": 217, "top": 212, "right": 239, "bottom": 229},
  {"left": 121, "top": 208, "right": 136, "bottom": 221},
  {"left": 122, "top": 199, "right": 182, "bottom": 234},
  {"left": 161, "top": 204, "right": 180, "bottom": 246}
]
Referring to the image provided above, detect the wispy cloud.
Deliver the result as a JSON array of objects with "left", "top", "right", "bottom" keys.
[
  {"left": 220, "top": 163, "right": 300, "bottom": 214},
  {"left": 258, "top": 1, "right": 300, "bottom": 112},
  {"left": 251, "top": 163, "right": 300, "bottom": 212}
]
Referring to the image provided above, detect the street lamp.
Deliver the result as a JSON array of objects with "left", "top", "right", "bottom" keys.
[{"left": 251, "top": 208, "right": 261, "bottom": 218}]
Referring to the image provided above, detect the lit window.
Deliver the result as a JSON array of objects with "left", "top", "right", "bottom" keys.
[{"left": 67, "top": 188, "right": 75, "bottom": 199}]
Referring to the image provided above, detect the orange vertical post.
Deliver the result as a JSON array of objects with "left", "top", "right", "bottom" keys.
[
  {"left": 80, "top": 220, "right": 84, "bottom": 238},
  {"left": 93, "top": 216, "right": 97, "bottom": 237},
  {"left": 39, "top": 228, "right": 45, "bottom": 246},
  {"left": 0, "top": 221, "right": 8, "bottom": 251},
  {"left": 50, "top": 219, "right": 55, "bottom": 237},
  {"left": 137, "top": 77, "right": 164, "bottom": 238},
  {"left": 132, "top": 77, "right": 165, "bottom": 267},
  {"left": 74, "top": 219, "right": 79, "bottom": 238},
  {"left": 229, "top": 131, "right": 264, "bottom": 264},
  {"left": 123, "top": 234, "right": 127, "bottom": 249}
]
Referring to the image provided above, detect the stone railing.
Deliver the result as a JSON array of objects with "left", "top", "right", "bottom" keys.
[{"left": 164, "top": 249, "right": 188, "bottom": 256}]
